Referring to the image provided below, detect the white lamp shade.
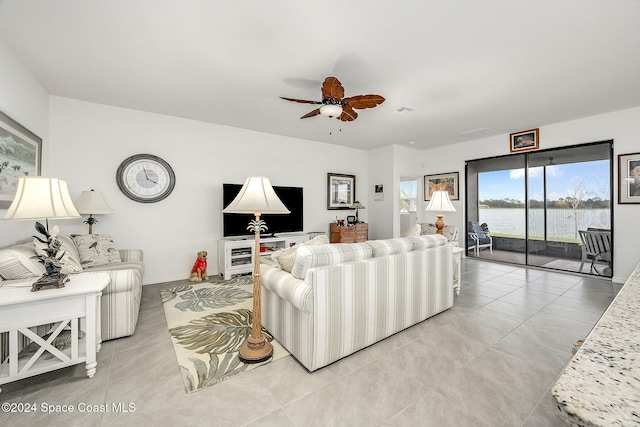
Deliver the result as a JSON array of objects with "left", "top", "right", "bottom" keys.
[
  {"left": 74, "top": 190, "right": 114, "bottom": 215},
  {"left": 2, "top": 176, "right": 81, "bottom": 220},
  {"left": 426, "top": 191, "right": 456, "bottom": 212},
  {"left": 319, "top": 104, "right": 343, "bottom": 118},
  {"left": 222, "top": 176, "right": 291, "bottom": 214}
]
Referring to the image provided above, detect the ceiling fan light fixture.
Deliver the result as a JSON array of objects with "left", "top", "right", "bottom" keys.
[{"left": 319, "top": 104, "right": 343, "bottom": 118}]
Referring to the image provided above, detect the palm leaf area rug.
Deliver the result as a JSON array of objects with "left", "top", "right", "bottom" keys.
[{"left": 160, "top": 276, "right": 289, "bottom": 393}]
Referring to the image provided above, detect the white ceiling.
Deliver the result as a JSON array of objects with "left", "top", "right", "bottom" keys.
[{"left": 1, "top": 0, "right": 640, "bottom": 151}]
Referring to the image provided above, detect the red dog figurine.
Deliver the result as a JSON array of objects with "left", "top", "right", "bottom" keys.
[{"left": 189, "top": 251, "right": 208, "bottom": 281}]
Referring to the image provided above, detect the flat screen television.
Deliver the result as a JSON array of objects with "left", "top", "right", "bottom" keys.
[{"left": 223, "top": 183, "right": 303, "bottom": 237}]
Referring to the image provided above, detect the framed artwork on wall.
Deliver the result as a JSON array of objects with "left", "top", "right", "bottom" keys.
[
  {"left": 327, "top": 173, "right": 355, "bottom": 209},
  {"left": 510, "top": 128, "right": 539, "bottom": 153},
  {"left": 0, "top": 111, "right": 42, "bottom": 209},
  {"left": 374, "top": 184, "right": 384, "bottom": 201},
  {"left": 618, "top": 152, "right": 640, "bottom": 204},
  {"left": 424, "top": 172, "right": 459, "bottom": 201}
]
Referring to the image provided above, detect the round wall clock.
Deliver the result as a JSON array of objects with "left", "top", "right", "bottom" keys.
[{"left": 116, "top": 154, "right": 176, "bottom": 203}]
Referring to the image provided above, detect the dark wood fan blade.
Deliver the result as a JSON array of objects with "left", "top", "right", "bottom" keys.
[
  {"left": 280, "top": 97, "right": 321, "bottom": 104},
  {"left": 343, "top": 94, "right": 385, "bottom": 109},
  {"left": 321, "top": 77, "right": 345, "bottom": 102},
  {"left": 339, "top": 104, "right": 358, "bottom": 121},
  {"left": 300, "top": 108, "right": 321, "bottom": 119}
]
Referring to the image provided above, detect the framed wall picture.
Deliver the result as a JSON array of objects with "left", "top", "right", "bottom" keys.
[
  {"left": 424, "top": 172, "right": 459, "bottom": 201},
  {"left": 510, "top": 128, "right": 539, "bottom": 153},
  {"left": 618, "top": 152, "right": 640, "bottom": 204},
  {"left": 327, "top": 173, "right": 355, "bottom": 209},
  {"left": 0, "top": 111, "right": 42, "bottom": 209},
  {"left": 374, "top": 184, "right": 384, "bottom": 201}
]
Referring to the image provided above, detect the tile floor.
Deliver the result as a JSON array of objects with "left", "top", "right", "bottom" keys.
[{"left": 0, "top": 258, "right": 623, "bottom": 427}]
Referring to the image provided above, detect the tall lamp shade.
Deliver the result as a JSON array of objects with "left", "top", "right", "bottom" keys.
[
  {"left": 223, "top": 176, "right": 290, "bottom": 214},
  {"left": 426, "top": 190, "right": 456, "bottom": 235},
  {"left": 223, "top": 176, "right": 290, "bottom": 362},
  {"left": 74, "top": 189, "right": 114, "bottom": 234},
  {"left": 2, "top": 176, "right": 80, "bottom": 221}
]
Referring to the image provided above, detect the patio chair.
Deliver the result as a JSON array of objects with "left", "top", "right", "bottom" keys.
[
  {"left": 578, "top": 229, "right": 611, "bottom": 274},
  {"left": 468, "top": 222, "right": 493, "bottom": 256},
  {"left": 467, "top": 235, "right": 477, "bottom": 255}
]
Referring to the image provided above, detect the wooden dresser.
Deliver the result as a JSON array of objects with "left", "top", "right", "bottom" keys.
[{"left": 330, "top": 223, "right": 368, "bottom": 243}]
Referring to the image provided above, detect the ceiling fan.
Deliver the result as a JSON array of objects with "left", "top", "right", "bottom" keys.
[{"left": 280, "top": 76, "right": 385, "bottom": 121}]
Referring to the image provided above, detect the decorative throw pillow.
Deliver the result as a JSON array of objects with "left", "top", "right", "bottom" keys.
[
  {"left": 401, "top": 223, "right": 422, "bottom": 237},
  {"left": 33, "top": 237, "right": 83, "bottom": 274},
  {"left": 71, "top": 234, "right": 122, "bottom": 268},
  {"left": 0, "top": 243, "right": 44, "bottom": 280},
  {"left": 419, "top": 223, "right": 438, "bottom": 235},
  {"left": 271, "top": 235, "right": 329, "bottom": 272}
]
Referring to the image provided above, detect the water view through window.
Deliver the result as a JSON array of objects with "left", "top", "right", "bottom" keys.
[
  {"left": 466, "top": 141, "right": 612, "bottom": 276},
  {"left": 478, "top": 160, "right": 610, "bottom": 242}
]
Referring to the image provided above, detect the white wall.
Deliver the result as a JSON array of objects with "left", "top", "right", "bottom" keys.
[
  {"left": 0, "top": 38, "right": 50, "bottom": 244},
  {"left": 45, "top": 97, "right": 369, "bottom": 284},
  {"left": 410, "top": 107, "right": 640, "bottom": 283},
  {"left": 368, "top": 144, "right": 465, "bottom": 240},
  {"left": 1, "top": 35, "right": 638, "bottom": 284},
  {"left": 367, "top": 145, "right": 395, "bottom": 240}
]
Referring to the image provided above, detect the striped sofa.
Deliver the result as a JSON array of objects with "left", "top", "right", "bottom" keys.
[
  {"left": 0, "top": 234, "right": 143, "bottom": 346},
  {"left": 261, "top": 234, "right": 453, "bottom": 371}
]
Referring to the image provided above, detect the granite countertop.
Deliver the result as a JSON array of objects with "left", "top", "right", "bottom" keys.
[{"left": 552, "top": 264, "right": 640, "bottom": 426}]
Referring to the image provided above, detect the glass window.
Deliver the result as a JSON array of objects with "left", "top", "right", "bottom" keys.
[{"left": 400, "top": 180, "right": 418, "bottom": 212}]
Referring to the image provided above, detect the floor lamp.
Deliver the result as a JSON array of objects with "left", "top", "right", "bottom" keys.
[
  {"left": 426, "top": 190, "right": 456, "bottom": 235},
  {"left": 222, "top": 176, "right": 290, "bottom": 363}
]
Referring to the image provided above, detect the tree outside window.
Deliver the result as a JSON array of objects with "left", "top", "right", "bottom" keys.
[{"left": 400, "top": 180, "right": 418, "bottom": 212}]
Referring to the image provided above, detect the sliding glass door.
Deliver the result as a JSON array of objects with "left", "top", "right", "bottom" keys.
[
  {"left": 466, "top": 141, "right": 613, "bottom": 277},
  {"left": 467, "top": 154, "right": 527, "bottom": 264}
]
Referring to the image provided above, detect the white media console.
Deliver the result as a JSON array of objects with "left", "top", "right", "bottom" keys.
[{"left": 218, "top": 233, "right": 309, "bottom": 280}]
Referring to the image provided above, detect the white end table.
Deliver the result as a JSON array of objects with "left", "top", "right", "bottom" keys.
[
  {"left": 452, "top": 247, "right": 463, "bottom": 295},
  {"left": 0, "top": 272, "right": 109, "bottom": 392}
]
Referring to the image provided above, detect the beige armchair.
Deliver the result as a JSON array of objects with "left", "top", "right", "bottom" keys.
[{"left": 0, "top": 234, "right": 143, "bottom": 342}]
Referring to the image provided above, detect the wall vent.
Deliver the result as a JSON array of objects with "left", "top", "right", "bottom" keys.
[{"left": 394, "top": 106, "right": 416, "bottom": 114}]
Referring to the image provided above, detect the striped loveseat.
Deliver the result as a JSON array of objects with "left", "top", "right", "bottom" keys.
[
  {"left": 261, "top": 234, "right": 453, "bottom": 371},
  {"left": 0, "top": 234, "right": 143, "bottom": 345}
]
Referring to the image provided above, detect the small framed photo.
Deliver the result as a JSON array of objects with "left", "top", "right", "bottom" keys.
[
  {"left": 327, "top": 173, "right": 355, "bottom": 209},
  {"left": 0, "top": 110, "right": 42, "bottom": 209},
  {"left": 424, "top": 172, "right": 459, "bottom": 201},
  {"left": 374, "top": 184, "right": 384, "bottom": 201},
  {"left": 510, "top": 128, "right": 539, "bottom": 153},
  {"left": 618, "top": 152, "right": 640, "bottom": 204}
]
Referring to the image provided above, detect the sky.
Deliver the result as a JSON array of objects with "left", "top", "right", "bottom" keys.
[
  {"left": 400, "top": 180, "right": 416, "bottom": 196},
  {"left": 479, "top": 160, "right": 610, "bottom": 202}
]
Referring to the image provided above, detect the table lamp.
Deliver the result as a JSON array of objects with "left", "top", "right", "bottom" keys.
[
  {"left": 1, "top": 176, "right": 81, "bottom": 291},
  {"left": 426, "top": 190, "right": 456, "bottom": 235},
  {"left": 222, "top": 176, "right": 290, "bottom": 362},
  {"left": 74, "top": 189, "right": 114, "bottom": 234},
  {"left": 351, "top": 201, "right": 365, "bottom": 223}
]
